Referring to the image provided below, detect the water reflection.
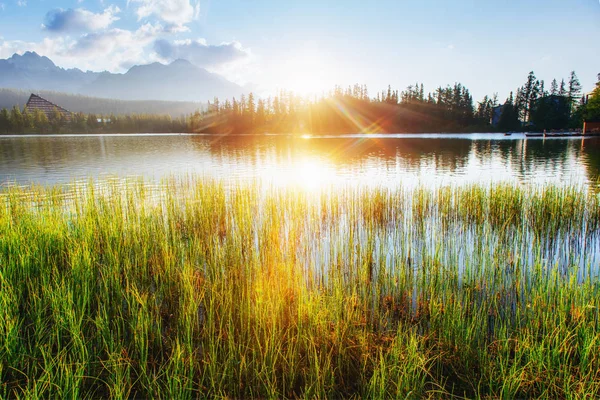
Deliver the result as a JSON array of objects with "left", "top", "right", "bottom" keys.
[{"left": 0, "top": 133, "right": 598, "bottom": 187}]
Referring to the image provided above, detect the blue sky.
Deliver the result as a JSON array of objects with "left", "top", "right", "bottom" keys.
[{"left": 0, "top": 0, "right": 599, "bottom": 101}]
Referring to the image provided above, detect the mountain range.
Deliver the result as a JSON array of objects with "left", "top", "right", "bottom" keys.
[{"left": 0, "top": 52, "right": 244, "bottom": 102}]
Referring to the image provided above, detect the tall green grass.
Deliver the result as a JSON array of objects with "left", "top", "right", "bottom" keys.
[{"left": 0, "top": 178, "right": 599, "bottom": 398}]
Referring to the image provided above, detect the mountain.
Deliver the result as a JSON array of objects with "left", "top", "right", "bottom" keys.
[
  {"left": 0, "top": 52, "right": 243, "bottom": 102},
  {"left": 83, "top": 59, "right": 243, "bottom": 102},
  {"left": 0, "top": 52, "right": 99, "bottom": 94}
]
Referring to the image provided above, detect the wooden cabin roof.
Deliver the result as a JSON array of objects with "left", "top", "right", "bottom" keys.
[{"left": 25, "top": 94, "right": 72, "bottom": 120}]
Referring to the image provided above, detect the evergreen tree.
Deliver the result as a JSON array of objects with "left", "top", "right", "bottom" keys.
[
  {"left": 550, "top": 79, "right": 558, "bottom": 96},
  {"left": 49, "top": 108, "right": 64, "bottom": 133},
  {"left": 558, "top": 79, "right": 567, "bottom": 96},
  {"left": 0, "top": 108, "right": 10, "bottom": 133},
  {"left": 498, "top": 92, "right": 520, "bottom": 131},
  {"left": 10, "top": 105, "right": 24, "bottom": 133},
  {"left": 240, "top": 94, "right": 247, "bottom": 115},
  {"left": 213, "top": 97, "right": 220, "bottom": 115},
  {"left": 87, "top": 113, "right": 99, "bottom": 131},
  {"left": 584, "top": 74, "right": 600, "bottom": 121},
  {"left": 256, "top": 98, "right": 266, "bottom": 126},
  {"left": 519, "top": 71, "right": 538, "bottom": 122},
  {"left": 22, "top": 106, "right": 33, "bottom": 132},
  {"left": 567, "top": 71, "right": 582, "bottom": 115},
  {"left": 539, "top": 80, "right": 546, "bottom": 97},
  {"left": 232, "top": 98, "right": 240, "bottom": 116},
  {"left": 33, "top": 109, "right": 49, "bottom": 133},
  {"left": 247, "top": 92, "right": 256, "bottom": 123},
  {"left": 73, "top": 112, "right": 87, "bottom": 132}
]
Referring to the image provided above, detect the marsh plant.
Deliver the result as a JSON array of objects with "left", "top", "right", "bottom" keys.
[{"left": 1, "top": 178, "right": 599, "bottom": 398}]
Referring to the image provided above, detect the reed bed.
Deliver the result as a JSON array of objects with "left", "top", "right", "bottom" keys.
[{"left": 1, "top": 178, "right": 600, "bottom": 398}]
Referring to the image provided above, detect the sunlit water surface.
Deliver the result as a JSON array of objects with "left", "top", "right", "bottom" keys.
[
  {"left": 1, "top": 133, "right": 599, "bottom": 188},
  {"left": 2, "top": 133, "right": 600, "bottom": 282}
]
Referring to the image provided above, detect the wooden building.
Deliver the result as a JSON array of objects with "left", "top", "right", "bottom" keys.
[
  {"left": 25, "top": 94, "right": 72, "bottom": 121},
  {"left": 583, "top": 120, "right": 600, "bottom": 134}
]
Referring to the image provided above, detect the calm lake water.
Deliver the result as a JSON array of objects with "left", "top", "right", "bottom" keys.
[
  {"left": 2, "top": 133, "right": 600, "bottom": 279},
  {"left": 1, "top": 133, "right": 599, "bottom": 188}
]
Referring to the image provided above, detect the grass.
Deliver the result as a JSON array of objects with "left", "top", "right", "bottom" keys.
[{"left": 0, "top": 178, "right": 600, "bottom": 398}]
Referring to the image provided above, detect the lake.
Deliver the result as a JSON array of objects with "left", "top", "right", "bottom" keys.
[{"left": 1, "top": 133, "right": 599, "bottom": 188}]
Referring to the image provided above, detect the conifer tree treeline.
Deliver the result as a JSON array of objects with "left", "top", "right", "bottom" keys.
[
  {"left": 500, "top": 70, "right": 588, "bottom": 131},
  {"left": 198, "top": 82, "right": 483, "bottom": 134},
  {"left": 0, "top": 71, "right": 597, "bottom": 134},
  {"left": 0, "top": 107, "right": 189, "bottom": 134}
]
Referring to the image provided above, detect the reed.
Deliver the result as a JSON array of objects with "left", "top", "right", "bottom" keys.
[{"left": 0, "top": 178, "right": 599, "bottom": 398}]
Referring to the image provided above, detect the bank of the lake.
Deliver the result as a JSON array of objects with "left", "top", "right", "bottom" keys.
[{"left": 1, "top": 179, "right": 600, "bottom": 398}]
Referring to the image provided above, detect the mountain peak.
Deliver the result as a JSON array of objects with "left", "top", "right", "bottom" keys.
[
  {"left": 8, "top": 51, "right": 56, "bottom": 70},
  {"left": 170, "top": 59, "right": 193, "bottom": 67},
  {"left": 0, "top": 52, "right": 242, "bottom": 102}
]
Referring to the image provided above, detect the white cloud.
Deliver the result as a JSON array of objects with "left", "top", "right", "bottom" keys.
[
  {"left": 42, "top": 6, "right": 120, "bottom": 33},
  {"left": 0, "top": 3, "right": 5, "bottom": 10},
  {"left": 67, "top": 23, "right": 167, "bottom": 69},
  {"left": 154, "top": 38, "right": 250, "bottom": 69},
  {"left": 129, "top": 0, "right": 199, "bottom": 26},
  {"left": 0, "top": 22, "right": 210, "bottom": 72},
  {"left": 17, "top": 0, "right": 26, "bottom": 6}
]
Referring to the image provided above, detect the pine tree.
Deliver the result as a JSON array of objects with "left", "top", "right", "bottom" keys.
[
  {"left": 240, "top": 94, "right": 247, "bottom": 115},
  {"left": 49, "top": 107, "right": 64, "bottom": 133},
  {"left": 498, "top": 92, "right": 520, "bottom": 131},
  {"left": 568, "top": 71, "right": 582, "bottom": 99},
  {"left": 213, "top": 97, "right": 220, "bottom": 115},
  {"left": 519, "top": 71, "right": 538, "bottom": 122},
  {"left": 477, "top": 95, "right": 490, "bottom": 120},
  {"left": 247, "top": 92, "right": 256, "bottom": 123},
  {"left": 232, "top": 98, "right": 240, "bottom": 115},
  {"left": 87, "top": 113, "right": 98, "bottom": 131},
  {"left": 567, "top": 71, "right": 582, "bottom": 115},
  {"left": 256, "top": 98, "right": 266, "bottom": 126},
  {"left": 559, "top": 79, "right": 567, "bottom": 96},
  {"left": 550, "top": 79, "right": 558, "bottom": 96},
  {"left": 10, "top": 105, "right": 24, "bottom": 133},
  {"left": 22, "top": 106, "right": 33, "bottom": 132},
  {"left": 273, "top": 96, "right": 280, "bottom": 116},
  {"left": 362, "top": 84, "right": 369, "bottom": 101},
  {"left": 0, "top": 108, "right": 10, "bottom": 133}
]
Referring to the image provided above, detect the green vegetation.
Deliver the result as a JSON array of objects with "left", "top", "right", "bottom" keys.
[
  {"left": 198, "top": 70, "right": 593, "bottom": 134},
  {"left": 1, "top": 70, "right": 597, "bottom": 135},
  {"left": 1, "top": 179, "right": 600, "bottom": 398},
  {"left": 584, "top": 74, "right": 600, "bottom": 123},
  {"left": 0, "top": 106, "right": 189, "bottom": 135},
  {"left": 0, "top": 89, "right": 204, "bottom": 118}
]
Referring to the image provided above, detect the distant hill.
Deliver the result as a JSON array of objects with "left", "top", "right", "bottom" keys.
[
  {"left": 0, "top": 52, "right": 99, "bottom": 94},
  {"left": 83, "top": 59, "right": 243, "bottom": 102},
  {"left": 0, "top": 89, "right": 204, "bottom": 117},
  {"left": 0, "top": 51, "right": 244, "bottom": 103}
]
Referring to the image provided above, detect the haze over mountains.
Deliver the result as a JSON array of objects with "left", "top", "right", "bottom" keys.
[{"left": 0, "top": 52, "right": 244, "bottom": 102}]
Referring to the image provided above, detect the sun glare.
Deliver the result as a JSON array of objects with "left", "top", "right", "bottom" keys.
[
  {"left": 261, "top": 157, "right": 334, "bottom": 191},
  {"left": 279, "top": 49, "right": 333, "bottom": 96}
]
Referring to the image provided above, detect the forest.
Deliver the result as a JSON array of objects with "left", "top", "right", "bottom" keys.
[{"left": 0, "top": 71, "right": 598, "bottom": 135}]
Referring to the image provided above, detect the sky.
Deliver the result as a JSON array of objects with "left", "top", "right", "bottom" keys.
[{"left": 0, "top": 0, "right": 599, "bottom": 101}]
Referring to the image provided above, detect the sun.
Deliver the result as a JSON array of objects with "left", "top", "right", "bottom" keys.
[{"left": 278, "top": 48, "right": 333, "bottom": 96}]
